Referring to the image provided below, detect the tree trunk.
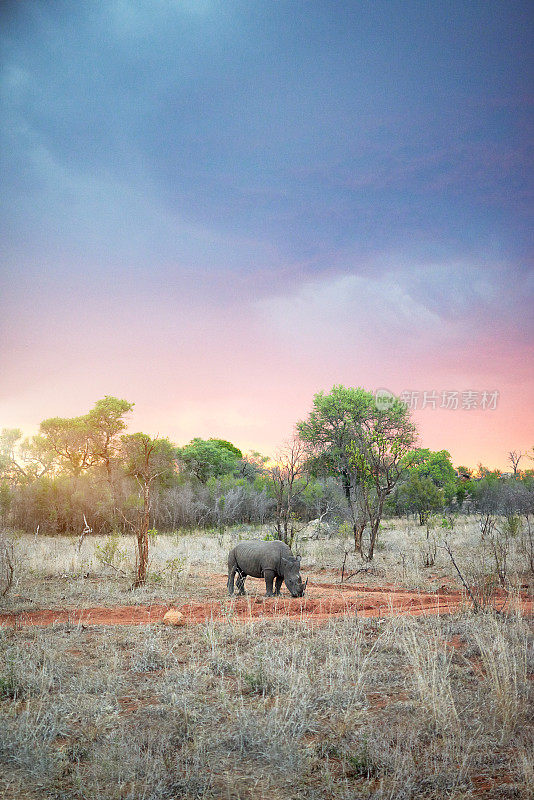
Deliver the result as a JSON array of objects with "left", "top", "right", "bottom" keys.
[
  {"left": 353, "top": 522, "right": 364, "bottom": 555},
  {"left": 364, "top": 495, "right": 385, "bottom": 561},
  {"left": 365, "top": 519, "right": 380, "bottom": 561},
  {"left": 341, "top": 476, "right": 365, "bottom": 556},
  {"left": 133, "top": 483, "right": 150, "bottom": 588}
]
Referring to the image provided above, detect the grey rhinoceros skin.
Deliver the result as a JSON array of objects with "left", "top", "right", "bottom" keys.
[{"left": 227, "top": 540, "right": 306, "bottom": 598}]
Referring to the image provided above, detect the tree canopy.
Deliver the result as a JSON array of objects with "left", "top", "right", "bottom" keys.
[
  {"left": 39, "top": 396, "right": 133, "bottom": 478},
  {"left": 403, "top": 448, "right": 457, "bottom": 505},
  {"left": 298, "top": 385, "right": 417, "bottom": 558},
  {"left": 177, "top": 438, "right": 241, "bottom": 484}
]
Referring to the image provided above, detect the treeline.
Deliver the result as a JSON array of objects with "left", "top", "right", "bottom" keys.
[
  {"left": 1, "top": 392, "right": 533, "bottom": 545},
  {"left": 3, "top": 468, "right": 348, "bottom": 537},
  {"left": 0, "top": 397, "right": 345, "bottom": 538},
  {"left": 387, "top": 450, "right": 534, "bottom": 523}
]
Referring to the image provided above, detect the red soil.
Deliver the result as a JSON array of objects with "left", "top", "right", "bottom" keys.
[{"left": 1, "top": 578, "right": 531, "bottom": 628}]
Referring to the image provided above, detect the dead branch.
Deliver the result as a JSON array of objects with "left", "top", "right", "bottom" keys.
[
  {"left": 342, "top": 567, "right": 374, "bottom": 583},
  {"left": 439, "top": 540, "right": 479, "bottom": 612},
  {"left": 77, "top": 514, "right": 92, "bottom": 554},
  {"left": 99, "top": 559, "right": 128, "bottom": 577}
]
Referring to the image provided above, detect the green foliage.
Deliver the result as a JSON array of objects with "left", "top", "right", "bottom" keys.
[
  {"left": 299, "top": 386, "right": 417, "bottom": 483},
  {"left": 206, "top": 473, "right": 246, "bottom": 495},
  {"left": 299, "top": 385, "right": 417, "bottom": 559},
  {"left": 0, "top": 429, "right": 22, "bottom": 464},
  {"left": 476, "top": 463, "right": 502, "bottom": 479},
  {"left": 394, "top": 448, "right": 459, "bottom": 516},
  {"left": 396, "top": 474, "right": 444, "bottom": 523},
  {"left": 338, "top": 521, "right": 353, "bottom": 539},
  {"left": 178, "top": 438, "right": 240, "bottom": 484},
  {"left": 456, "top": 465, "right": 473, "bottom": 480},
  {"left": 94, "top": 534, "right": 127, "bottom": 569},
  {"left": 440, "top": 514, "right": 456, "bottom": 532},
  {"left": 162, "top": 556, "right": 186, "bottom": 584},
  {"left": 298, "top": 386, "right": 375, "bottom": 485},
  {"left": 121, "top": 434, "right": 177, "bottom": 487},
  {"left": 39, "top": 396, "right": 133, "bottom": 478},
  {"left": 407, "top": 449, "right": 457, "bottom": 504},
  {"left": 0, "top": 428, "right": 54, "bottom": 484},
  {"left": 208, "top": 438, "right": 242, "bottom": 459}
]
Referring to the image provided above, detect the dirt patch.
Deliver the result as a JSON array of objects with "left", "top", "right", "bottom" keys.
[
  {"left": 0, "top": 604, "right": 168, "bottom": 628},
  {"left": 1, "top": 579, "right": 531, "bottom": 628},
  {"left": 471, "top": 770, "right": 515, "bottom": 796}
]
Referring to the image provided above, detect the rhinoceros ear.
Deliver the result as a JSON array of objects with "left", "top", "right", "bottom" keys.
[{"left": 296, "top": 555, "right": 301, "bottom": 563}]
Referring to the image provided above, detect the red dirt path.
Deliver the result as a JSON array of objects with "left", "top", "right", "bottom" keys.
[{"left": 1, "top": 580, "right": 532, "bottom": 628}]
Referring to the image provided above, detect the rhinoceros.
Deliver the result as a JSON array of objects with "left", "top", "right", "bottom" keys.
[{"left": 227, "top": 540, "right": 307, "bottom": 598}]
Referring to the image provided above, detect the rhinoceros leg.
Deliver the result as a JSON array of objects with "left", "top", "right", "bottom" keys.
[
  {"left": 264, "top": 570, "right": 276, "bottom": 597},
  {"left": 236, "top": 571, "right": 246, "bottom": 595},
  {"left": 227, "top": 566, "right": 237, "bottom": 595},
  {"left": 274, "top": 576, "right": 283, "bottom": 596}
]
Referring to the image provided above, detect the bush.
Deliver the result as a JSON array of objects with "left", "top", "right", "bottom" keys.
[{"left": 94, "top": 533, "right": 128, "bottom": 572}]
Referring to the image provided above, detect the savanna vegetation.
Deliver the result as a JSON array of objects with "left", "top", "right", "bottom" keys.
[
  {"left": 1, "top": 387, "right": 533, "bottom": 588},
  {"left": 1, "top": 387, "right": 533, "bottom": 800}
]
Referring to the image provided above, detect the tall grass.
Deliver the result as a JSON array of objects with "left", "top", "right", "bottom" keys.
[
  {"left": 2, "top": 610, "right": 531, "bottom": 799},
  {"left": 396, "top": 617, "right": 458, "bottom": 731},
  {"left": 472, "top": 613, "right": 531, "bottom": 739}
]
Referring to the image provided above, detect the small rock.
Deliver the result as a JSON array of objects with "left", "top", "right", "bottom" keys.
[
  {"left": 162, "top": 609, "right": 185, "bottom": 626},
  {"left": 300, "top": 519, "right": 331, "bottom": 540}
]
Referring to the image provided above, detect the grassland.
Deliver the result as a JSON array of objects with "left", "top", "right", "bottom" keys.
[{"left": 0, "top": 519, "right": 532, "bottom": 799}]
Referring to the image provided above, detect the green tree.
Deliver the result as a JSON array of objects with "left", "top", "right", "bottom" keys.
[
  {"left": 40, "top": 397, "right": 133, "bottom": 480},
  {"left": 456, "top": 465, "right": 473, "bottom": 480},
  {"left": 396, "top": 448, "right": 456, "bottom": 516},
  {"left": 120, "top": 434, "right": 177, "bottom": 588},
  {"left": 476, "top": 463, "right": 501, "bottom": 480},
  {"left": 269, "top": 437, "right": 309, "bottom": 546},
  {"left": 239, "top": 450, "right": 269, "bottom": 480},
  {"left": 86, "top": 396, "right": 134, "bottom": 482},
  {"left": 39, "top": 416, "right": 97, "bottom": 477},
  {"left": 178, "top": 438, "right": 240, "bottom": 484},
  {"left": 208, "top": 438, "right": 243, "bottom": 459},
  {"left": 408, "top": 449, "right": 457, "bottom": 504},
  {"left": 298, "top": 386, "right": 417, "bottom": 559},
  {"left": 397, "top": 473, "right": 444, "bottom": 524},
  {"left": 297, "top": 387, "right": 368, "bottom": 553},
  {"left": 346, "top": 398, "right": 417, "bottom": 560}
]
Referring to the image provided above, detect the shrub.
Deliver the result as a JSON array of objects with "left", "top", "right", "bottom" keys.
[{"left": 94, "top": 533, "right": 128, "bottom": 572}]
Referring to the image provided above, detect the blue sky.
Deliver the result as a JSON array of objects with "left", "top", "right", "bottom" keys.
[{"left": 1, "top": 0, "right": 533, "bottom": 467}]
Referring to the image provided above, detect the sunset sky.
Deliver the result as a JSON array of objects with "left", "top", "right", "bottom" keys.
[{"left": 1, "top": 1, "right": 533, "bottom": 470}]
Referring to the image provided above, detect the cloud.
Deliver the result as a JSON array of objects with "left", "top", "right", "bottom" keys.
[
  {"left": 1, "top": 1, "right": 532, "bottom": 466},
  {"left": 255, "top": 258, "right": 534, "bottom": 372}
]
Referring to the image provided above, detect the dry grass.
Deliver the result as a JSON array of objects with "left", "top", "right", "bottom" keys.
[
  {"left": 0, "top": 610, "right": 532, "bottom": 799},
  {"left": 0, "top": 519, "right": 532, "bottom": 798},
  {"left": 3, "top": 514, "right": 532, "bottom": 612}
]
